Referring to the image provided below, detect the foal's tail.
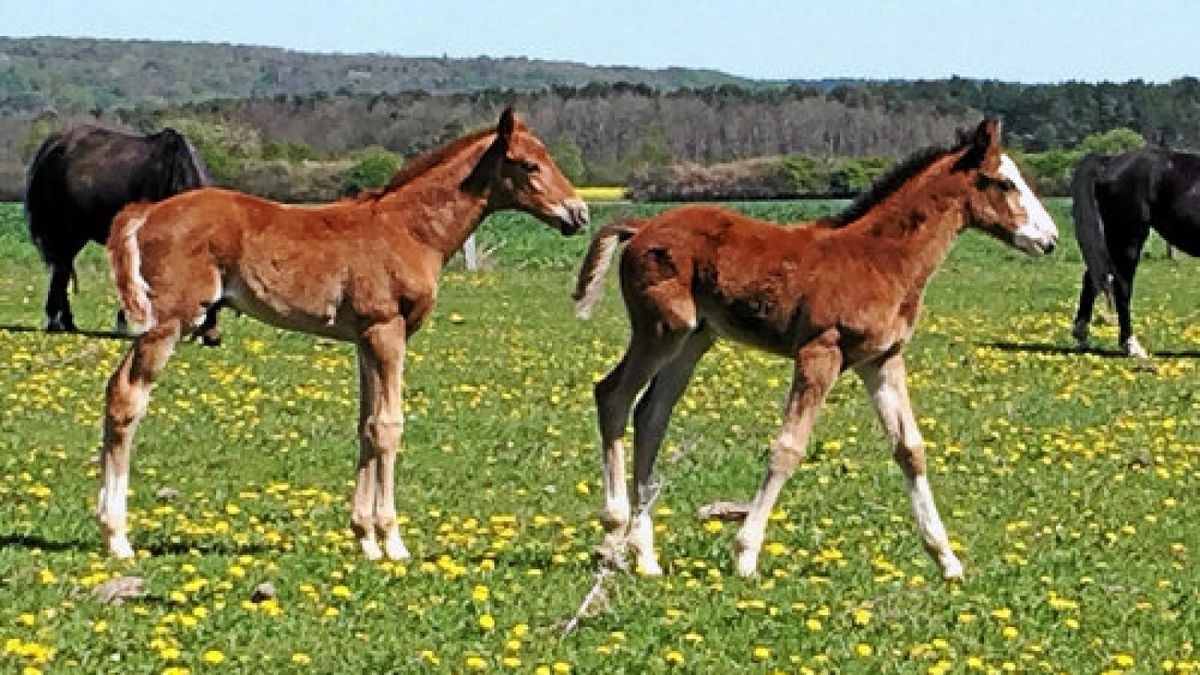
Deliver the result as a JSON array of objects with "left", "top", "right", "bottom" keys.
[
  {"left": 571, "top": 218, "right": 645, "bottom": 319},
  {"left": 1071, "top": 153, "right": 1117, "bottom": 302},
  {"left": 107, "top": 203, "right": 156, "bottom": 335}
]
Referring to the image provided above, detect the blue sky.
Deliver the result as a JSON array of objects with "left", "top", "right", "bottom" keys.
[{"left": 5, "top": 0, "right": 1198, "bottom": 83}]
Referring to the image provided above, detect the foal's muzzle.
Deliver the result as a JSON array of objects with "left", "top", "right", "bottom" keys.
[{"left": 553, "top": 198, "right": 590, "bottom": 235}]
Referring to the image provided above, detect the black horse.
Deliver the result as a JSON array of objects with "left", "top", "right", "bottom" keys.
[
  {"left": 1070, "top": 147, "right": 1200, "bottom": 357},
  {"left": 24, "top": 124, "right": 218, "bottom": 338}
]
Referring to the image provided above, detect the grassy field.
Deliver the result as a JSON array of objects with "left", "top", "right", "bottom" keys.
[{"left": 0, "top": 200, "right": 1196, "bottom": 674}]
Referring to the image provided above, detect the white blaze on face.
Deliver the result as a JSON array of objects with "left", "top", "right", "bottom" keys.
[{"left": 1000, "top": 154, "right": 1059, "bottom": 255}]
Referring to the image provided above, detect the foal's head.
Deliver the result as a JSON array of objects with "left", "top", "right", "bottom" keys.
[
  {"left": 463, "top": 107, "right": 589, "bottom": 234},
  {"left": 954, "top": 120, "right": 1058, "bottom": 255}
]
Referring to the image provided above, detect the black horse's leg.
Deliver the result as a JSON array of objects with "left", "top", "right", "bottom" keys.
[
  {"left": 1071, "top": 270, "right": 1097, "bottom": 349},
  {"left": 1113, "top": 232, "right": 1151, "bottom": 358},
  {"left": 45, "top": 261, "right": 77, "bottom": 332},
  {"left": 195, "top": 301, "right": 223, "bottom": 347}
]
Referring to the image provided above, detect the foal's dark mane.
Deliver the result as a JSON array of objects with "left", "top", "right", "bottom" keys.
[
  {"left": 821, "top": 142, "right": 964, "bottom": 228},
  {"left": 354, "top": 126, "right": 497, "bottom": 201}
]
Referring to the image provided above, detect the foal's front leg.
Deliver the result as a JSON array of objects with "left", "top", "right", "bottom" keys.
[
  {"left": 734, "top": 334, "right": 840, "bottom": 576},
  {"left": 858, "top": 353, "right": 964, "bottom": 580},
  {"left": 352, "top": 319, "right": 411, "bottom": 561}
]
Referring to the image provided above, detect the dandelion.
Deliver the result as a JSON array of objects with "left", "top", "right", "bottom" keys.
[
  {"left": 478, "top": 614, "right": 496, "bottom": 631},
  {"left": 853, "top": 608, "right": 872, "bottom": 627},
  {"left": 665, "top": 649, "right": 685, "bottom": 666},
  {"left": 855, "top": 643, "right": 873, "bottom": 657},
  {"left": 465, "top": 655, "right": 487, "bottom": 670},
  {"left": 202, "top": 650, "right": 225, "bottom": 664},
  {"left": 291, "top": 653, "right": 311, "bottom": 666},
  {"left": 1112, "top": 653, "right": 1135, "bottom": 668},
  {"left": 752, "top": 646, "right": 771, "bottom": 661}
]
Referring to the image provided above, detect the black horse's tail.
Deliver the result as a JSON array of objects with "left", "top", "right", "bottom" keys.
[
  {"left": 23, "top": 132, "right": 65, "bottom": 265},
  {"left": 1071, "top": 153, "right": 1117, "bottom": 303}
]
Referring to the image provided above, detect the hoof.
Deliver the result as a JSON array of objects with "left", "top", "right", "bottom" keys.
[
  {"left": 733, "top": 549, "right": 759, "bottom": 577},
  {"left": 634, "top": 559, "right": 663, "bottom": 576},
  {"left": 200, "top": 334, "right": 222, "bottom": 348},
  {"left": 359, "top": 538, "right": 384, "bottom": 561},
  {"left": 46, "top": 317, "right": 76, "bottom": 333},
  {"left": 1123, "top": 337, "right": 1149, "bottom": 359},
  {"left": 108, "top": 537, "right": 136, "bottom": 560},
  {"left": 940, "top": 557, "right": 965, "bottom": 582},
  {"left": 383, "top": 534, "right": 411, "bottom": 561}
]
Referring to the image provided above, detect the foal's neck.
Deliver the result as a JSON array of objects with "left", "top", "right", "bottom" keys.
[
  {"left": 375, "top": 152, "right": 494, "bottom": 265},
  {"left": 847, "top": 170, "right": 970, "bottom": 288}
]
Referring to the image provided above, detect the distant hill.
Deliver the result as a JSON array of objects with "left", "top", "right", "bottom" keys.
[{"left": 0, "top": 36, "right": 772, "bottom": 113}]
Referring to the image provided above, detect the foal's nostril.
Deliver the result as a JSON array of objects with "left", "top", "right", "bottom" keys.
[{"left": 1044, "top": 240, "right": 1056, "bottom": 254}]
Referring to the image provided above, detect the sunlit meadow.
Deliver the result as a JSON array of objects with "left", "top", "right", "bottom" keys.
[{"left": 0, "top": 200, "right": 1196, "bottom": 673}]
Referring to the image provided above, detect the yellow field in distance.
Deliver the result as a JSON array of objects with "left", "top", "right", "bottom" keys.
[{"left": 576, "top": 186, "right": 627, "bottom": 202}]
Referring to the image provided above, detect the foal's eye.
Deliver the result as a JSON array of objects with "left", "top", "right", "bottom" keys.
[{"left": 520, "top": 161, "right": 540, "bottom": 173}]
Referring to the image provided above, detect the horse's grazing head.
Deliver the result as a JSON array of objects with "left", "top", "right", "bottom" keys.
[
  {"left": 463, "top": 107, "right": 589, "bottom": 235},
  {"left": 954, "top": 119, "right": 1058, "bottom": 255}
]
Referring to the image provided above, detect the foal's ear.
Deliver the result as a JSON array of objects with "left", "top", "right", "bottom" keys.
[
  {"left": 955, "top": 118, "right": 1003, "bottom": 170},
  {"left": 495, "top": 107, "right": 517, "bottom": 149}
]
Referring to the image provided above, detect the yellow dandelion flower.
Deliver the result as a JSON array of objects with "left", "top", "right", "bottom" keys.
[
  {"left": 1112, "top": 653, "right": 1135, "bottom": 668},
  {"left": 855, "top": 643, "right": 873, "bottom": 657},
  {"left": 752, "top": 646, "right": 771, "bottom": 661},
  {"left": 479, "top": 614, "right": 496, "bottom": 631},
  {"left": 465, "top": 655, "right": 487, "bottom": 670},
  {"left": 472, "top": 585, "right": 490, "bottom": 602},
  {"left": 202, "top": 650, "right": 225, "bottom": 664},
  {"left": 853, "top": 608, "right": 872, "bottom": 626},
  {"left": 291, "top": 653, "right": 311, "bottom": 666},
  {"left": 665, "top": 649, "right": 685, "bottom": 666}
]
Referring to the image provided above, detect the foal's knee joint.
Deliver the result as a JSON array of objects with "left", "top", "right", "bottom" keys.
[
  {"left": 362, "top": 417, "right": 403, "bottom": 448},
  {"left": 893, "top": 442, "right": 927, "bottom": 475},
  {"left": 768, "top": 439, "right": 806, "bottom": 474}
]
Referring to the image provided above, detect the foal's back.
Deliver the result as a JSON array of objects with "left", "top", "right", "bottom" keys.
[{"left": 620, "top": 205, "right": 910, "bottom": 357}]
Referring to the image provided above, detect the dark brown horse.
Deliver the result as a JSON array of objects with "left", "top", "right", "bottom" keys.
[
  {"left": 24, "top": 125, "right": 214, "bottom": 337},
  {"left": 98, "top": 108, "right": 588, "bottom": 559},
  {"left": 573, "top": 120, "right": 1057, "bottom": 580}
]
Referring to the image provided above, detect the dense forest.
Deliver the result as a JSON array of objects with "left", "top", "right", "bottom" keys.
[{"left": 1, "top": 37, "right": 1197, "bottom": 200}]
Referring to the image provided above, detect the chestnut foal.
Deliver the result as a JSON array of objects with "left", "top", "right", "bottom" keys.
[
  {"left": 99, "top": 108, "right": 588, "bottom": 559},
  {"left": 573, "top": 120, "right": 1057, "bottom": 580}
]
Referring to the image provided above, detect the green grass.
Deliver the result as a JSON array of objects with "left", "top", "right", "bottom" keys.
[{"left": 0, "top": 201, "right": 1197, "bottom": 673}]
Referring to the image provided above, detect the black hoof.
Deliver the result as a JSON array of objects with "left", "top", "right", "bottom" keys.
[
  {"left": 200, "top": 334, "right": 222, "bottom": 348},
  {"left": 46, "top": 317, "right": 77, "bottom": 333}
]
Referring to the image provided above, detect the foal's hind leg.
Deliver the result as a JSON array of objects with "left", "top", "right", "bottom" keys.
[
  {"left": 352, "top": 318, "right": 410, "bottom": 561},
  {"left": 626, "top": 329, "right": 715, "bottom": 574},
  {"left": 734, "top": 332, "right": 840, "bottom": 577},
  {"left": 98, "top": 320, "right": 182, "bottom": 558},
  {"left": 858, "top": 352, "right": 963, "bottom": 580},
  {"left": 594, "top": 325, "right": 689, "bottom": 568}
]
